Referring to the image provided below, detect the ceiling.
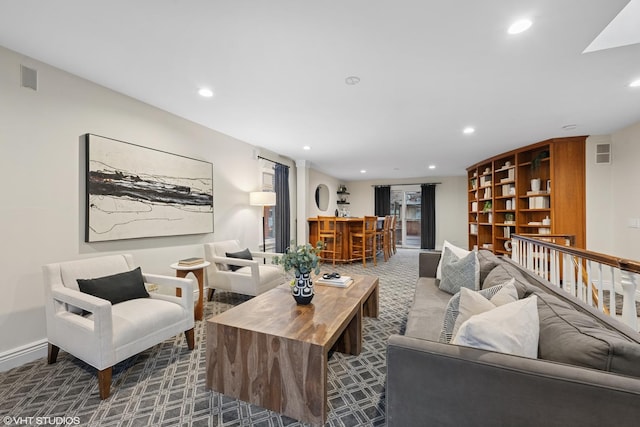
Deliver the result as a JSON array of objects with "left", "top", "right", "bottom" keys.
[{"left": 1, "top": 0, "right": 639, "bottom": 181}]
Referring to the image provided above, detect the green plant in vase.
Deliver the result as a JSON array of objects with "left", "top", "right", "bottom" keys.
[{"left": 273, "top": 242, "right": 323, "bottom": 305}]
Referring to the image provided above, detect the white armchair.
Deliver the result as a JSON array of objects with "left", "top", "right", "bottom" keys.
[
  {"left": 204, "top": 240, "right": 284, "bottom": 297},
  {"left": 43, "top": 254, "right": 195, "bottom": 399}
]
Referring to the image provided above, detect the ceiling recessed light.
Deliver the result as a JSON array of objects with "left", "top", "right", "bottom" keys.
[
  {"left": 345, "top": 76, "right": 361, "bottom": 85},
  {"left": 303, "top": 145, "right": 311, "bottom": 150},
  {"left": 562, "top": 124, "right": 577, "bottom": 131},
  {"left": 630, "top": 79, "right": 640, "bottom": 87},
  {"left": 463, "top": 126, "right": 475, "bottom": 134},
  {"left": 198, "top": 88, "right": 214, "bottom": 97},
  {"left": 360, "top": 169, "right": 367, "bottom": 174},
  {"left": 428, "top": 165, "right": 436, "bottom": 169},
  {"left": 508, "top": 19, "right": 532, "bottom": 35}
]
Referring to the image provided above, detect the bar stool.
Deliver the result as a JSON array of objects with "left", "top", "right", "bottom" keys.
[
  {"left": 317, "top": 216, "right": 342, "bottom": 266},
  {"left": 381, "top": 215, "right": 393, "bottom": 261},
  {"left": 350, "top": 216, "right": 378, "bottom": 267},
  {"left": 390, "top": 215, "right": 397, "bottom": 254}
]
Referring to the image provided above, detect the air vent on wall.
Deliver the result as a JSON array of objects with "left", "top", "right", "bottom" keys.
[
  {"left": 20, "top": 65, "right": 38, "bottom": 91},
  {"left": 595, "top": 143, "right": 611, "bottom": 164}
]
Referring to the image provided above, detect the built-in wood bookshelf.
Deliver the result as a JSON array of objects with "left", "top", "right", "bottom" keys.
[{"left": 467, "top": 136, "right": 586, "bottom": 255}]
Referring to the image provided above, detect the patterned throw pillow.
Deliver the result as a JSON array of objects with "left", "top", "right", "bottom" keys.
[
  {"left": 450, "top": 280, "right": 519, "bottom": 339},
  {"left": 435, "top": 240, "right": 470, "bottom": 280},
  {"left": 438, "top": 247, "right": 479, "bottom": 295},
  {"left": 439, "top": 283, "right": 505, "bottom": 343}
]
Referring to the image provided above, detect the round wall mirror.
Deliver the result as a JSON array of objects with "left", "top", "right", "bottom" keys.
[{"left": 315, "top": 184, "right": 330, "bottom": 211}]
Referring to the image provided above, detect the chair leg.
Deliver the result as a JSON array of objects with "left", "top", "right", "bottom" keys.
[
  {"left": 185, "top": 328, "right": 195, "bottom": 350},
  {"left": 368, "top": 235, "right": 377, "bottom": 267},
  {"left": 332, "top": 237, "right": 336, "bottom": 266},
  {"left": 47, "top": 343, "right": 59, "bottom": 364},
  {"left": 207, "top": 288, "right": 215, "bottom": 301},
  {"left": 362, "top": 236, "right": 367, "bottom": 267},
  {"left": 98, "top": 367, "right": 112, "bottom": 399}
]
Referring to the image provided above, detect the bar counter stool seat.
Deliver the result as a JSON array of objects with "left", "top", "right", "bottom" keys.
[
  {"left": 317, "top": 216, "right": 342, "bottom": 266},
  {"left": 350, "top": 216, "right": 378, "bottom": 267},
  {"left": 391, "top": 215, "right": 398, "bottom": 254},
  {"left": 381, "top": 215, "right": 393, "bottom": 261}
]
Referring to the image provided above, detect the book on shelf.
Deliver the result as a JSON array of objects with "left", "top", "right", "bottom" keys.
[
  {"left": 526, "top": 190, "right": 548, "bottom": 196},
  {"left": 178, "top": 257, "right": 204, "bottom": 266},
  {"left": 316, "top": 275, "right": 353, "bottom": 287},
  {"left": 528, "top": 196, "right": 550, "bottom": 209}
]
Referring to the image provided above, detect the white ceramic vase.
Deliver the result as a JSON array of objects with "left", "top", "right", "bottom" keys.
[{"left": 531, "top": 178, "right": 541, "bottom": 192}]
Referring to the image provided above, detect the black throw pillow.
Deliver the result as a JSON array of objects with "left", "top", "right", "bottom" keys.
[
  {"left": 77, "top": 267, "right": 150, "bottom": 305},
  {"left": 225, "top": 248, "right": 253, "bottom": 271}
]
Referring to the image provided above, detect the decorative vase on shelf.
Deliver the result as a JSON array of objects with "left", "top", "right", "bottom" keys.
[
  {"left": 292, "top": 270, "right": 314, "bottom": 305},
  {"left": 531, "top": 178, "right": 541, "bottom": 192}
]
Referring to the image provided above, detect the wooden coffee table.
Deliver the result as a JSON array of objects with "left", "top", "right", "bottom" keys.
[{"left": 206, "top": 274, "right": 379, "bottom": 425}]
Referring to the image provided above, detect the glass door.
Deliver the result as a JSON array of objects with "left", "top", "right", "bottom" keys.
[{"left": 391, "top": 187, "right": 421, "bottom": 248}]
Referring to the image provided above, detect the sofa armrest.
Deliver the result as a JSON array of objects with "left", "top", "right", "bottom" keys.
[
  {"left": 387, "top": 334, "right": 640, "bottom": 427},
  {"left": 211, "top": 255, "right": 258, "bottom": 268},
  {"left": 144, "top": 273, "right": 195, "bottom": 313},
  {"left": 418, "top": 251, "right": 441, "bottom": 278},
  {"left": 49, "top": 287, "right": 114, "bottom": 358},
  {"left": 249, "top": 250, "right": 282, "bottom": 260}
]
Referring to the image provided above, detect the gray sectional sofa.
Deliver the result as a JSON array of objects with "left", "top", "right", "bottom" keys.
[{"left": 387, "top": 250, "right": 640, "bottom": 427}]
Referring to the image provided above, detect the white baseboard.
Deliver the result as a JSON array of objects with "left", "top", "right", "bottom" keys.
[{"left": 0, "top": 339, "right": 48, "bottom": 372}]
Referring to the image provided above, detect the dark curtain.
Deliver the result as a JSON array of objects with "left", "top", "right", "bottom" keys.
[
  {"left": 421, "top": 184, "right": 436, "bottom": 249},
  {"left": 274, "top": 164, "right": 290, "bottom": 253},
  {"left": 374, "top": 186, "right": 391, "bottom": 216}
]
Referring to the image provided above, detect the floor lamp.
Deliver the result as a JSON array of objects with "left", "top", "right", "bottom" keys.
[{"left": 249, "top": 191, "right": 277, "bottom": 259}]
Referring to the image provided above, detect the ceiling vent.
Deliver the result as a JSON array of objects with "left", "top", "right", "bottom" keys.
[
  {"left": 595, "top": 143, "right": 611, "bottom": 164},
  {"left": 20, "top": 65, "right": 38, "bottom": 91}
]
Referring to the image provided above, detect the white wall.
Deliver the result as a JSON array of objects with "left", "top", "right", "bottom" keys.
[
  {"left": 585, "top": 135, "right": 614, "bottom": 254},
  {"left": 308, "top": 169, "right": 342, "bottom": 217},
  {"left": 0, "top": 46, "right": 271, "bottom": 368},
  {"left": 586, "top": 120, "right": 640, "bottom": 260}
]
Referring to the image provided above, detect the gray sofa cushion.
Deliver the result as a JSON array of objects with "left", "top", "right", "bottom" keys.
[
  {"left": 406, "top": 277, "right": 452, "bottom": 340},
  {"left": 536, "top": 291, "right": 640, "bottom": 378},
  {"left": 477, "top": 249, "right": 500, "bottom": 284},
  {"left": 482, "top": 263, "right": 534, "bottom": 298}
]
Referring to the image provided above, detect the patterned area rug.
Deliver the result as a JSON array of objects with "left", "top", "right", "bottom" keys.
[{"left": 0, "top": 249, "right": 419, "bottom": 426}]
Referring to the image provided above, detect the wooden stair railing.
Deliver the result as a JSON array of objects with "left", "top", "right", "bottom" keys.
[{"left": 511, "top": 234, "right": 639, "bottom": 331}]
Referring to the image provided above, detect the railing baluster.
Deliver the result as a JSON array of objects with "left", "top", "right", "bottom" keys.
[
  {"left": 596, "top": 262, "right": 604, "bottom": 312},
  {"left": 620, "top": 271, "right": 638, "bottom": 330},
  {"left": 608, "top": 266, "right": 615, "bottom": 317},
  {"left": 586, "top": 259, "right": 592, "bottom": 306}
]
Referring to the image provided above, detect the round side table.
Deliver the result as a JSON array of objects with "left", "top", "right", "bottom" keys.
[{"left": 170, "top": 261, "right": 210, "bottom": 321}]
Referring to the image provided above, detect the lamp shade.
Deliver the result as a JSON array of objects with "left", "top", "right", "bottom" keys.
[{"left": 249, "top": 191, "right": 276, "bottom": 206}]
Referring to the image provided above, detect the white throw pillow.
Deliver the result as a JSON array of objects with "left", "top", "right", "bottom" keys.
[
  {"left": 436, "top": 240, "right": 470, "bottom": 280},
  {"left": 452, "top": 296, "right": 539, "bottom": 359},
  {"left": 450, "top": 280, "right": 518, "bottom": 338}
]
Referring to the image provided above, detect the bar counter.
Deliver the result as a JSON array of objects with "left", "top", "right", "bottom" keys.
[{"left": 308, "top": 217, "right": 365, "bottom": 263}]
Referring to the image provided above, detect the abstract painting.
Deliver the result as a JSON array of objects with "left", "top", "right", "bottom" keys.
[{"left": 85, "top": 134, "right": 213, "bottom": 242}]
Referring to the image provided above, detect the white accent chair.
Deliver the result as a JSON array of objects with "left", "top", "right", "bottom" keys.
[
  {"left": 204, "top": 240, "right": 285, "bottom": 297},
  {"left": 43, "top": 254, "right": 195, "bottom": 399}
]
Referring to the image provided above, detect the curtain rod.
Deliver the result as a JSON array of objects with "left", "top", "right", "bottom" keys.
[
  {"left": 258, "top": 155, "right": 289, "bottom": 168},
  {"left": 372, "top": 183, "right": 441, "bottom": 187}
]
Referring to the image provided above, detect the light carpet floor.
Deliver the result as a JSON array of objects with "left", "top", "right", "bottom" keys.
[{"left": 0, "top": 249, "right": 420, "bottom": 426}]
